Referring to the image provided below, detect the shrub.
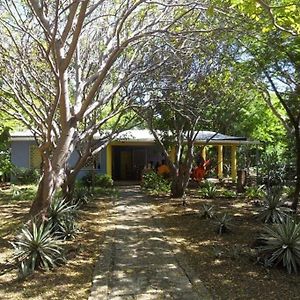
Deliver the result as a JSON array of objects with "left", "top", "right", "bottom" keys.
[
  {"left": 81, "top": 172, "right": 113, "bottom": 188},
  {"left": 141, "top": 171, "right": 171, "bottom": 195},
  {"left": 258, "top": 218, "right": 300, "bottom": 274},
  {"left": 11, "top": 222, "right": 64, "bottom": 278},
  {"left": 258, "top": 188, "right": 291, "bottom": 223},
  {"left": 245, "top": 185, "right": 265, "bottom": 200},
  {"left": 199, "top": 204, "right": 214, "bottom": 219},
  {"left": 95, "top": 174, "right": 113, "bottom": 187},
  {"left": 215, "top": 213, "right": 233, "bottom": 235},
  {"left": 12, "top": 167, "right": 40, "bottom": 185}
]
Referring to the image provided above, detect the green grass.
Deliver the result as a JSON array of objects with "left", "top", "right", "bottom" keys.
[{"left": 0, "top": 184, "right": 37, "bottom": 202}]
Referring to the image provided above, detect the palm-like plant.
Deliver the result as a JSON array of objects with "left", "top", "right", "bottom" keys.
[
  {"left": 258, "top": 188, "right": 291, "bottom": 223},
  {"left": 11, "top": 222, "right": 64, "bottom": 277},
  {"left": 259, "top": 218, "right": 300, "bottom": 274}
]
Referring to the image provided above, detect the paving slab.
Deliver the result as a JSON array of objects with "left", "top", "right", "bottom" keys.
[{"left": 89, "top": 186, "right": 211, "bottom": 300}]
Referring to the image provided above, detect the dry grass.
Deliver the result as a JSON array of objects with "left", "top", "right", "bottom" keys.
[
  {"left": 151, "top": 187, "right": 300, "bottom": 299},
  {"left": 0, "top": 186, "right": 112, "bottom": 300}
]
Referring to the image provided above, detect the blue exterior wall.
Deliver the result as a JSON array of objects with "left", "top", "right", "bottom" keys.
[
  {"left": 11, "top": 140, "right": 107, "bottom": 179},
  {"left": 11, "top": 141, "right": 35, "bottom": 168}
]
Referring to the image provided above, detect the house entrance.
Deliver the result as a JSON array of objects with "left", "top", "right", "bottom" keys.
[{"left": 112, "top": 146, "right": 160, "bottom": 180}]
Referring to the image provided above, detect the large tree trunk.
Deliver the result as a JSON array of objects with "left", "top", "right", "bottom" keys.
[
  {"left": 291, "top": 131, "right": 300, "bottom": 211},
  {"left": 170, "top": 165, "right": 191, "bottom": 198},
  {"left": 29, "top": 128, "right": 76, "bottom": 218}
]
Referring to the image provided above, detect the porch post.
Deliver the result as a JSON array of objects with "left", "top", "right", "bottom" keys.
[
  {"left": 106, "top": 144, "right": 112, "bottom": 177},
  {"left": 217, "top": 145, "right": 223, "bottom": 179},
  {"left": 201, "top": 146, "right": 206, "bottom": 160},
  {"left": 231, "top": 145, "right": 237, "bottom": 182}
]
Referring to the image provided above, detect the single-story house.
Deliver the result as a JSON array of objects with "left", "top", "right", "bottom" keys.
[{"left": 10, "top": 130, "right": 259, "bottom": 182}]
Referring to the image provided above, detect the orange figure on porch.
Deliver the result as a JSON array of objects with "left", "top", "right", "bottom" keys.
[{"left": 192, "top": 152, "right": 211, "bottom": 182}]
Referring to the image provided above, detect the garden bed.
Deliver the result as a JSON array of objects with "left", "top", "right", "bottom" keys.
[
  {"left": 0, "top": 185, "right": 112, "bottom": 300},
  {"left": 151, "top": 189, "right": 300, "bottom": 299}
]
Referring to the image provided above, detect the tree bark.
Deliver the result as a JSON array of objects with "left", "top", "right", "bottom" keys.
[{"left": 170, "top": 164, "right": 191, "bottom": 198}]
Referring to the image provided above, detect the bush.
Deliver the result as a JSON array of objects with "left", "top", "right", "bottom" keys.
[
  {"left": 141, "top": 171, "right": 171, "bottom": 195},
  {"left": 258, "top": 218, "right": 300, "bottom": 274},
  {"left": 258, "top": 187, "right": 291, "bottom": 223},
  {"left": 12, "top": 167, "right": 40, "bottom": 184},
  {"left": 81, "top": 172, "right": 113, "bottom": 188},
  {"left": 11, "top": 222, "right": 64, "bottom": 278}
]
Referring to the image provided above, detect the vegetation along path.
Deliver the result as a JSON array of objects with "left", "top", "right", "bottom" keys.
[{"left": 89, "top": 186, "right": 211, "bottom": 300}]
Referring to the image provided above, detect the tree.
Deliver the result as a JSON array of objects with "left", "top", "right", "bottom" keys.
[
  {"left": 223, "top": 0, "right": 300, "bottom": 209},
  {"left": 0, "top": 0, "right": 212, "bottom": 217},
  {"left": 132, "top": 35, "right": 243, "bottom": 197}
]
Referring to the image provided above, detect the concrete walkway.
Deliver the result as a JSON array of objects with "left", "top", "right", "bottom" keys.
[{"left": 89, "top": 186, "right": 211, "bottom": 300}]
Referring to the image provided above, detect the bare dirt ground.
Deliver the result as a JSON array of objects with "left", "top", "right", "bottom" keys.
[
  {"left": 0, "top": 186, "right": 112, "bottom": 300},
  {"left": 1, "top": 185, "right": 300, "bottom": 299},
  {"left": 151, "top": 188, "right": 300, "bottom": 299}
]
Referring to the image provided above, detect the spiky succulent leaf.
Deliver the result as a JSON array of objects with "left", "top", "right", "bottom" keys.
[{"left": 259, "top": 218, "right": 300, "bottom": 274}]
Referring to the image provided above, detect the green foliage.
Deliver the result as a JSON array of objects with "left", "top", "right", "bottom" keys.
[
  {"left": 245, "top": 185, "right": 266, "bottom": 200},
  {"left": 199, "top": 204, "right": 215, "bottom": 219},
  {"left": 11, "top": 222, "right": 64, "bottom": 278},
  {"left": 58, "top": 217, "right": 78, "bottom": 241},
  {"left": 47, "top": 198, "right": 77, "bottom": 237},
  {"left": 198, "top": 181, "right": 218, "bottom": 198},
  {"left": 258, "top": 187, "right": 291, "bottom": 223},
  {"left": 141, "top": 171, "right": 171, "bottom": 195},
  {"left": 258, "top": 218, "right": 300, "bottom": 274},
  {"left": 215, "top": 213, "right": 233, "bottom": 235},
  {"left": 0, "top": 126, "right": 12, "bottom": 181},
  {"left": 12, "top": 167, "right": 40, "bottom": 185},
  {"left": 81, "top": 172, "right": 113, "bottom": 188},
  {"left": 220, "top": 189, "right": 236, "bottom": 198},
  {"left": 72, "top": 186, "right": 92, "bottom": 208}
]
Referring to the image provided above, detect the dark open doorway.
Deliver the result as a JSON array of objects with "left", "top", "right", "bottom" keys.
[{"left": 112, "top": 145, "right": 160, "bottom": 180}]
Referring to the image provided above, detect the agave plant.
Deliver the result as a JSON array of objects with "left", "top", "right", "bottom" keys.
[
  {"left": 48, "top": 197, "right": 77, "bottom": 233},
  {"left": 72, "top": 187, "right": 91, "bottom": 208},
  {"left": 259, "top": 218, "right": 300, "bottom": 274},
  {"left": 245, "top": 185, "right": 265, "bottom": 200},
  {"left": 58, "top": 216, "right": 79, "bottom": 240},
  {"left": 258, "top": 188, "right": 291, "bottom": 223},
  {"left": 199, "top": 182, "right": 218, "bottom": 199},
  {"left": 11, "top": 222, "right": 64, "bottom": 277},
  {"left": 215, "top": 213, "right": 233, "bottom": 235},
  {"left": 199, "top": 204, "right": 214, "bottom": 219}
]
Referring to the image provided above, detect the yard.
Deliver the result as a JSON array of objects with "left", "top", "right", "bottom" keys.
[
  {"left": 0, "top": 185, "right": 112, "bottom": 300},
  {"left": 151, "top": 186, "right": 300, "bottom": 299},
  {"left": 1, "top": 183, "right": 300, "bottom": 299}
]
